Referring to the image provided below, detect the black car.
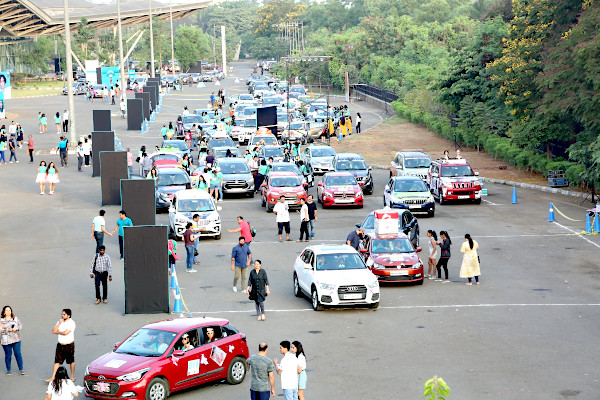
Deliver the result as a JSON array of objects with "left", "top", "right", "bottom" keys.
[
  {"left": 357, "top": 210, "right": 420, "bottom": 248},
  {"left": 332, "top": 153, "right": 374, "bottom": 194}
]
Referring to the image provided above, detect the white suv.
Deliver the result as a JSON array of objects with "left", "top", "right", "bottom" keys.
[
  {"left": 293, "top": 245, "right": 380, "bottom": 311},
  {"left": 169, "top": 189, "right": 221, "bottom": 240}
]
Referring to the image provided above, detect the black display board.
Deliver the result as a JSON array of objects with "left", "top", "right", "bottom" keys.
[
  {"left": 93, "top": 109, "right": 112, "bottom": 132},
  {"left": 147, "top": 76, "right": 161, "bottom": 83},
  {"left": 127, "top": 99, "right": 143, "bottom": 130},
  {"left": 100, "top": 151, "right": 128, "bottom": 205},
  {"left": 92, "top": 131, "right": 114, "bottom": 177},
  {"left": 121, "top": 179, "right": 156, "bottom": 226},
  {"left": 96, "top": 67, "right": 102, "bottom": 84},
  {"left": 124, "top": 226, "right": 169, "bottom": 314},
  {"left": 135, "top": 92, "right": 150, "bottom": 120},
  {"left": 143, "top": 86, "right": 157, "bottom": 112},
  {"left": 257, "top": 106, "right": 277, "bottom": 133}
]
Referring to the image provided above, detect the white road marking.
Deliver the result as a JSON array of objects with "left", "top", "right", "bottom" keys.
[
  {"left": 482, "top": 199, "right": 502, "bottom": 206},
  {"left": 552, "top": 221, "right": 600, "bottom": 249}
]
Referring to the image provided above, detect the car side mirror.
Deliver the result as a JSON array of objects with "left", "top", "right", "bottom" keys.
[
  {"left": 474, "top": 171, "right": 479, "bottom": 176},
  {"left": 368, "top": 166, "right": 372, "bottom": 171},
  {"left": 114, "top": 342, "right": 121, "bottom": 350},
  {"left": 416, "top": 247, "right": 422, "bottom": 252},
  {"left": 360, "top": 248, "right": 368, "bottom": 253},
  {"left": 172, "top": 350, "right": 185, "bottom": 357},
  {"left": 303, "top": 263, "right": 312, "bottom": 270},
  {"left": 262, "top": 183, "right": 267, "bottom": 187},
  {"left": 317, "top": 182, "right": 323, "bottom": 187}
]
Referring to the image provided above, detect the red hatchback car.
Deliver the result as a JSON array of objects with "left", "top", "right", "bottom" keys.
[
  {"left": 360, "top": 232, "right": 424, "bottom": 284},
  {"left": 261, "top": 171, "right": 307, "bottom": 212},
  {"left": 84, "top": 317, "right": 249, "bottom": 400},
  {"left": 317, "top": 172, "right": 363, "bottom": 208}
]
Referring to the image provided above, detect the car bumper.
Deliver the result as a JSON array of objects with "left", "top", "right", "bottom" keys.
[
  {"left": 156, "top": 197, "right": 172, "bottom": 209},
  {"left": 322, "top": 196, "right": 362, "bottom": 207},
  {"left": 442, "top": 190, "right": 482, "bottom": 200},
  {"left": 318, "top": 288, "right": 380, "bottom": 306},
  {"left": 84, "top": 376, "right": 147, "bottom": 399},
  {"left": 372, "top": 268, "right": 424, "bottom": 283},
  {"left": 311, "top": 165, "right": 333, "bottom": 174},
  {"left": 388, "top": 202, "right": 435, "bottom": 212},
  {"left": 174, "top": 222, "right": 221, "bottom": 238}
]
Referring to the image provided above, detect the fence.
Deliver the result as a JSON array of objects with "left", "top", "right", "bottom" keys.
[{"left": 352, "top": 82, "right": 398, "bottom": 103}]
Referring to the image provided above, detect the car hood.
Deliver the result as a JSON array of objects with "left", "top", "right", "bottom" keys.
[
  {"left": 157, "top": 185, "right": 187, "bottom": 195},
  {"left": 222, "top": 173, "right": 252, "bottom": 180},
  {"left": 311, "top": 156, "right": 334, "bottom": 164},
  {"left": 314, "top": 268, "right": 375, "bottom": 285},
  {"left": 326, "top": 185, "right": 359, "bottom": 192},
  {"left": 88, "top": 351, "right": 155, "bottom": 377},
  {"left": 340, "top": 169, "right": 368, "bottom": 178},
  {"left": 372, "top": 253, "right": 420, "bottom": 267},
  {"left": 172, "top": 210, "right": 218, "bottom": 220},
  {"left": 392, "top": 190, "right": 431, "bottom": 198},
  {"left": 440, "top": 176, "right": 480, "bottom": 185}
]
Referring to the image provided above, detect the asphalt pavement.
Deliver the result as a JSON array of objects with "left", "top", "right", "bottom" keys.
[{"left": 0, "top": 61, "right": 599, "bottom": 400}]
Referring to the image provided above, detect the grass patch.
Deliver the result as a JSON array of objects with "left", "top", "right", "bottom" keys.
[
  {"left": 381, "top": 116, "right": 405, "bottom": 125},
  {"left": 11, "top": 88, "right": 62, "bottom": 98},
  {"left": 16, "top": 80, "right": 65, "bottom": 89}
]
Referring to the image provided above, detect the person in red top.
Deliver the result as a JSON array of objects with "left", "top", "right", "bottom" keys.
[
  {"left": 228, "top": 216, "right": 252, "bottom": 246},
  {"left": 27, "top": 135, "right": 34, "bottom": 163}
]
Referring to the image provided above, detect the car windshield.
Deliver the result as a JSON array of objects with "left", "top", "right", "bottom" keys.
[
  {"left": 271, "top": 164, "right": 299, "bottom": 174},
  {"left": 115, "top": 328, "right": 177, "bottom": 357},
  {"left": 271, "top": 177, "right": 301, "bottom": 187},
  {"left": 182, "top": 115, "right": 203, "bottom": 124},
  {"left": 312, "top": 147, "right": 335, "bottom": 157},
  {"left": 153, "top": 154, "right": 179, "bottom": 161},
  {"left": 362, "top": 214, "right": 403, "bottom": 230},
  {"left": 244, "top": 108, "right": 257, "bottom": 116},
  {"left": 315, "top": 253, "right": 366, "bottom": 271},
  {"left": 252, "top": 136, "right": 277, "bottom": 145},
  {"left": 178, "top": 199, "right": 214, "bottom": 212},
  {"left": 244, "top": 119, "right": 257, "bottom": 128},
  {"left": 394, "top": 179, "right": 428, "bottom": 192},
  {"left": 336, "top": 159, "right": 367, "bottom": 170},
  {"left": 372, "top": 238, "right": 414, "bottom": 254},
  {"left": 220, "top": 162, "right": 249, "bottom": 174},
  {"left": 441, "top": 165, "right": 474, "bottom": 177},
  {"left": 157, "top": 172, "right": 189, "bottom": 186},
  {"left": 404, "top": 157, "right": 431, "bottom": 168},
  {"left": 328, "top": 175, "right": 357, "bottom": 186},
  {"left": 239, "top": 94, "right": 253, "bottom": 100},
  {"left": 163, "top": 142, "right": 187, "bottom": 151},
  {"left": 210, "top": 139, "right": 234, "bottom": 147},
  {"left": 263, "top": 98, "right": 280, "bottom": 105},
  {"left": 264, "top": 148, "right": 284, "bottom": 157},
  {"left": 214, "top": 148, "right": 237, "bottom": 158},
  {"left": 290, "top": 122, "right": 307, "bottom": 130}
]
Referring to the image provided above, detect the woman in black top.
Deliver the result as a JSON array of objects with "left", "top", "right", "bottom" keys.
[
  {"left": 247, "top": 260, "right": 270, "bottom": 321},
  {"left": 436, "top": 231, "right": 452, "bottom": 282}
]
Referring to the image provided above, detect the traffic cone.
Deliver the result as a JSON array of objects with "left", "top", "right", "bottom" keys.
[
  {"left": 173, "top": 287, "right": 182, "bottom": 313},
  {"left": 585, "top": 213, "right": 592, "bottom": 233},
  {"left": 170, "top": 264, "right": 178, "bottom": 289},
  {"left": 548, "top": 202, "right": 555, "bottom": 222},
  {"left": 511, "top": 187, "right": 517, "bottom": 204},
  {"left": 594, "top": 213, "right": 600, "bottom": 232}
]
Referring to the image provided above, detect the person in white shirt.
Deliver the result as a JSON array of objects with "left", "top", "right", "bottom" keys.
[
  {"left": 46, "top": 309, "right": 76, "bottom": 383},
  {"left": 273, "top": 341, "right": 298, "bottom": 400},
  {"left": 292, "top": 341, "right": 307, "bottom": 400},
  {"left": 45, "top": 366, "right": 78, "bottom": 400},
  {"left": 76, "top": 141, "right": 84, "bottom": 172},
  {"left": 273, "top": 196, "right": 291, "bottom": 242},
  {"left": 182, "top": 106, "right": 190, "bottom": 116},
  {"left": 91, "top": 210, "right": 113, "bottom": 254},
  {"left": 62, "top": 110, "right": 69, "bottom": 133},
  {"left": 8, "top": 120, "right": 17, "bottom": 136},
  {"left": 297, "top": 198, "right": 309, "bottom": 242},
  {"left": 82, "top": 139, "right": 91, "bottom": 166}
]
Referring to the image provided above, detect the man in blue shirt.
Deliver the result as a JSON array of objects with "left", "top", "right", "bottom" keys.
[
  {"left": 231, "top": 236, "right": 251, "bottom": 293},
  {"left": 112, "top": 210, "right": 133, "bottom": 260},
  {"left": 58, "top": 136, "right": 68, "bottom": 167}
]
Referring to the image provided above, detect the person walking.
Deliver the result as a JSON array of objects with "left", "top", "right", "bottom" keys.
[
  {"left": 27, "top": 135, "right": 34, "bottom": 163},
  {"left": 46, "top": 162, "right": 59, "bottom": 195},
  {"left": 82, "top": 138, "right": 91, "bottom": 167},
  {"left": 57, "top": 136, "right": 68, "bottom": 167},
  {"left": 8, "top": 136, "right": 17, "bottom": 163},
  {"left": 427, "top": 230, "right": 438, "bottom": 279},
  {"left": 346, "top": 227, "right": 365, "bottom": 251},
  {"left": 297, "top": 198, "right": 309, "bottom": 242},
  {"left": 228, "top": 216, "right": 253, "bottom": 246},
  {"left": 112, "top": 210, "right": 133, "bottom": 260},
  {"left": 126, "top": 148, "right": 133, "bottom": 176},
  {"left": 62, "top": 110, "right": 69, "bottom": 133},
  {"left": 40, "top": 113, "right": 48, "bottom": 134},
  {"left": 247, "top": 260, "right": 270, "bottom": 321},
  {"left": 460, "top": 234, "right": 481, "bottom": 285},
  {"left": 38, "top": 112, "right": 43, "bottom": 133},
  {"left": 273, "top": 341, "right": 298, "bottom": 400},
  {"left": 120, "top": 98, "right": 126, "bottom": 119},
  {"left": 46, "top": 309, "right": 76, "bottom": 382},
  {"left": 248, "top": 343, "right": 276, "bottom": 400},
  {"left": 90, "top": 246, "right": 112, "bottom": 304},
  {"left": 273, "top": 196, "right": 291, "bottom": 242},
  {"left": 76, "top": 142, "right": 84, "bottom": 172},
  {"left": 436, "top": 231, "right": 452, "bottom": 283},
  {"left": 306, "top": 195, "right": 318, "bottom": 239},
  {"left": 54, "top": 112, "right": 62, "bottom": 134},
  {"left": 37, "top": 160, "right": 48, "bottom": 194},
  {"left": 231, "top": 237, "right": 252, "bottom": 293},
  {"left": 1, "top": 305, "right": 24, "bottom": 375},
  {"left": 182, "top": 223, "right": 200, "bottom": 273},
  {"left": 0, "top": 139, "right": 5, "bottom": 165},
  {"left": 45, "top": 366, "right": 78, "bottom": 400},
  {"left": 91, "top": 210, "right": 112, "bottom": 253},
  {"left": 292, "top": 341, "right": 307, "bottom": 400},
  {"left": 355, "top": 112, "right": 362, "bottom": 134},
  {"left": 16, "top": 124, "right": 24, "bottom": 148}
]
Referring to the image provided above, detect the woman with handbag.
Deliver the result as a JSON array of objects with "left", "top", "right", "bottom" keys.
[
  {"left": 459, "top": 234, "right": 481, "bottom": 285},
  {"left": 247, "top": 260, "right": 270, "bottom": 321},
  {"left": 1, "top": 305, "right": 24, "bottom": 375}
]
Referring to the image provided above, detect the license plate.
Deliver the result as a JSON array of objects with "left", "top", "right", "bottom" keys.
[
  {"left": 390, "top": 270, "right": 409, "bottom": 276},
  {"left": 93, "top": 384, "right": 111, "bottom": 393},
  {"left": 342, "top": 293, "right": 362, "bottom": 300},
  {"left": 458, "top": 195, "right": 469, "bottom": 199},
  {"left": 409, "top": 205, "right": 421, "bottom": 209}
]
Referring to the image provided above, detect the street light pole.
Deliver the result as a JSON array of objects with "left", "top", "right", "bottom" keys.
[
  {"left": 220, "top": 25, "right": 226, "bottom": 78},
  {"left": 149, "top": 0, "right": 155, "bottom": 77},
  {"left": 117, "top": 0, "right": 126, "bottom": 100},
  {"left": 63, "top": 0, "right": 76, "bottom": 143},
  {"left": 170, "top": 0, "right": 175, "bottom": 75}
]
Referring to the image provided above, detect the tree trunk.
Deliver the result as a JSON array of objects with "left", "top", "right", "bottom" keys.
[{"left": 546, "top": 142, "right": 552, "bottom": 159}]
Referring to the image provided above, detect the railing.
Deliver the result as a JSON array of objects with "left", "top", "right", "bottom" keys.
[{"left": 352, "top": 82, "right": 398, "bottom": 103}]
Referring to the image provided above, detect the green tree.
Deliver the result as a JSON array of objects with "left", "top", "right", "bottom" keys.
[
  {"left": 73, "top": 17, "right": 96, "bottom": 58},
  {"left": 18, "top": 36, "right": 54, "bottom": 73},
  {"left": 174, "top": 26, "right": 212, "bottom": 71}
]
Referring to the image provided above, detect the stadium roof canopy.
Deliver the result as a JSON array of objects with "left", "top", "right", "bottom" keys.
[{"left": 0, "top": 0, "right": 214, "bottom": 38}]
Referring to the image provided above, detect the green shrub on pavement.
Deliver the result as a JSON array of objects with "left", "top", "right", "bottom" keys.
[{"left": 423, "top": 375, "right": 450, "bottom": 400}]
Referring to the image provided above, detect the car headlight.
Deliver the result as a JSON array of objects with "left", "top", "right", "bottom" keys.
[
  {"left": 319, "top": 283, "right": 335, "bottom": 290},
  {"left": 355, "top": 191, "right": 362, "bottom": 198},
  {"left": 323, "top": 191, "right": 333, "bottom": 198},
  {"left": 368, "top": 280, "right": 379, "bottom": 288},
  {"left": 117, "top": 367, "right": 151, "bottom": 382},
  {"left": 413, "top": 261, "right": 423, "bottom": 269},
  {"left": 175, "top": 216, "right": 188, "bottom": 223},
  {"left": 372, "top": 263, "right": 385, "bottom": 270}
]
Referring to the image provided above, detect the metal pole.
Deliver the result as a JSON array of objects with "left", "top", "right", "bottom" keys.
[
  {"left": 149, "top": 0, "right": 155, "bottom": 77},
  {"left": 212, "top": 25, "right": 216, "bottom": 67},
  {"left": 170, "top": 0, "right": 175, "bottom": 75},
  {"left": 220, "top": 25, "right": 226, "bottom": 78},
  {"left": 63, "top": 0, "right": 76, "bottom": 143},
  {"left": 286, "top": 59, "right": 290, "bottom": 139},
  {"left": 117, "top": 0, "right": 126, "bottom": 100}
]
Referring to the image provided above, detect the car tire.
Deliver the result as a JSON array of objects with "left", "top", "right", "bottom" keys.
[
  {"left": 439, "top": 195, "right": 445, "bottom": 205},
  {"left": 293, "top": 274, "right": 302, "bottom": 298},
  {"left": 226, "top": 356, "right": 247, "bottom": 385},
  {"left": 369, "top": 302, "right": 379, "bottom": 309},
  {"left": 428, "top": 210, "right": 435, "bottom": 218},
  {"left": 311, "top": 287, "right": 323, "bottom": 311},
  {"left": 417, "top": 278, "right": 424, "bottom": 285},
  {"left": 246, "top": 192, "right": 254, "bottom": 198},
  {"left": 474, "top": 198, "right": 482, "bottom": 204},
  {"left": 215, "top": 233, "right": 221, "bottom": 240},
  {"left": 145, "top": 377, "right": 169, "bottom": 400}
]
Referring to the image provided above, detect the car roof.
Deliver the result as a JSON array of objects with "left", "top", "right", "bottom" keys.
[
  {"left": 175, "top": 189, "right": 213, "bottom": 200},
  {"left": 434, "top": 158, "right": 470, "bottom": 165},
  {"left": 263, "top": 145, "right": 282, "bottom": 149},
  {"left": 269, "top": 171, "right": 297, "bottom": 177},
  {"left": 324, "top": 171, "right": 354, "bottom": 177},
  {"left": 391, "top": 176, "right": 424, "bottom": 182},
  {"left": 144, "top": 317, "right": 229, "bottom": 333},
  {"left": 218, "top": 158, "right": 246, "bottom": 164},
  {"left": 306, "top": 244, "right": 357, "bottom": 254},
  {"left": 396, "top": 151, "right": 429, "bottom": 158},
  {"left": 336, "top": 153, "right": 365, "bottom": 160},
  {"left": 272, "top": 162, "right": 296, "bottom": 167}
]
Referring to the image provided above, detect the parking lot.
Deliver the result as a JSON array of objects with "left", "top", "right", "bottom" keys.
[{"left": 1, "top": 62, "right": 599, "bottom": 399}]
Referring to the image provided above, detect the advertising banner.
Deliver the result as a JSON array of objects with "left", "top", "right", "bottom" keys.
[
  {"left": 85, "top": 60, "right": 99, "bottom": 84},
  {"left": 0, "top": 71, "right": 10, "bottom": 119},
  {"left": 101, "top": 66, "right": 120, "bottom": 88}
]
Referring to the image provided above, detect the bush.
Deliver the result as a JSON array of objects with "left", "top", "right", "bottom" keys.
[{"left": 565, "top": 164, "right": 585, "bottom": 184}]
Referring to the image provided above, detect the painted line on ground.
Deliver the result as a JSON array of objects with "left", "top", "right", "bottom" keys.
[
  {"left": 552, "top": 221, "right": 600, "bottom": 249},
  {"left": 184, "top": 303, "right": 600, "bottom": 315},
  {"left": 482, "top": 199, "right": 503, "bottom": 206}
]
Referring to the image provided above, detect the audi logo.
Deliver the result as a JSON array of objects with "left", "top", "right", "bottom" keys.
[
  {"left": 98, "top": 376, "right": 106, "bottom": 380},
  {"left": 346, "top": 286, "right": 359, "bottom": 291}
]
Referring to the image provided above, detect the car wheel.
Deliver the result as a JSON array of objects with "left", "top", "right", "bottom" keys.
[
  {"left": 145, "top": 377, "right": 169, "bottom": 400},
  {"left": 226, "top": 356, "right": 247, "bottom": 385},
  {"left": 261, "top": 196, "right": 266, "bottom": 207},
  {"left": 311, "top": 287, "right": 323, "bottom": 311},
  {"left": 439, "top": 195, "right": 445, "bottom": 205},
  {"left": 417, "top": 278, "right": 424, "bottom": 285},
  {"left": 383, "top": 196, "right": 386, "bottom": 207},
  {"left": 428, "top": 210, "right": 435, "bottom": 218},
  {"left": 474, "top": 198, "right": 482, "bottom": 204},
  {"left": 369, "top": 302, "right": 379, "bottom": 309},
  {"left": 266, "top": 204, "right": 273, "bottom": 213},
  {"left": 293, "top": 274, "right": 302, "bottom": 298},
  {"left": 246, "top": 192, "right": 254, "bottom": 198},
  {"left": 215, "top": 233, "right": 221, "bottom": 240}
]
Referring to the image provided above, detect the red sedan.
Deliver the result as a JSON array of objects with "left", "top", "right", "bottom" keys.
[
  {"left": 261, "top": 171, "right": 308, "bottom": 212},
  {"left": 84, "top": 317, "right": 249, "bottom": 400},
  {"left": 149, "top": 153, "right": 181, "bottom": 169},
  {"left": 317, "top": 172, "right": 363, "bottom": 208}
]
